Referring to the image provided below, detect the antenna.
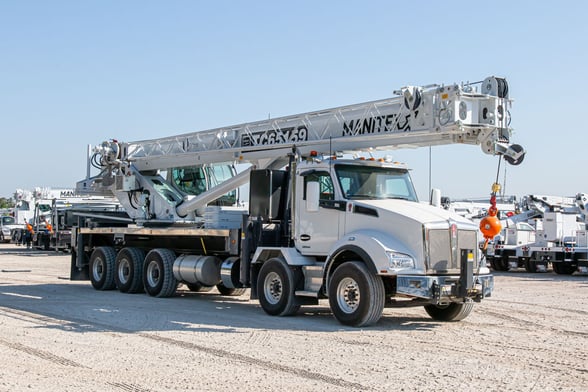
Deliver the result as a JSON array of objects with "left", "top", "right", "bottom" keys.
[
  {"left": 329, "top": 136, "right": 333, "bottom": 169},
  {"left": 428, "top": 146, "right": 432, "bottom": 197}
]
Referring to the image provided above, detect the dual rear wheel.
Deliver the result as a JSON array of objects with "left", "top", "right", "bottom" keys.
[{"left": 89, "top": 247, "right": 245, "bottom": 297}]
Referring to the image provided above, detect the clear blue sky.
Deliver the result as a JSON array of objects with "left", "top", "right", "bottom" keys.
[{"left": 1, "top": 1, "right": 586, "bottom": 202}]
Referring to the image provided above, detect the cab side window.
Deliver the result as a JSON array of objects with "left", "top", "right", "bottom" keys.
[{"left": 304, "top": 172, "right": 334, "bottom": 201}]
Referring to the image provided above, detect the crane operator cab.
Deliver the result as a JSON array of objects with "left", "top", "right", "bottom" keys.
[{"left": 169, "top": 164, "right": 238, "bottom": 207}]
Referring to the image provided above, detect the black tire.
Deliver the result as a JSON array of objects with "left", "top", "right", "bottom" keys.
[
  {"left": 524, "top": 258, "right": 536, "bottom": 273},
  {"left": 115, "top": 247, "right": 145, "bottom": 293},
  {"left": 186, "top": 283, "right": 214, "bottom": 292},
  {"left": 552, "top": 262, "right": 576, "bottom": 275},
  {"left": 424, "top": 301, "right": 474, "bottom": 321},
  {"left": 495, "top": 255, "right": 509, "bottom": 271},
  {"left": 43, "top": 236, "right": 50, "bottom": 251},
  {"left": 143, "top": 248, "right": 178, "bottom": 298},
  {"left": 257, "top": 258, "right": 301, "bottom": 316},
  {"left": 216, "top": 282, "right": 247, "bottom": 296},
  {"left": 89, "top": 247, "right": 117, "bottom": 290},
  {"left": 328, "top": 261, "right": 385, "bottom": 327}
]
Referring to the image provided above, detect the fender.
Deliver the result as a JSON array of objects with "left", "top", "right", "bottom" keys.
[{"left": 324, "top": 229, "right": 418, "bottom": 292}]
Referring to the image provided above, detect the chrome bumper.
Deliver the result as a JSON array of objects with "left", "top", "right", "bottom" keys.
[{"left": 396, "top": 274, "right": 494, "bottom": 302}]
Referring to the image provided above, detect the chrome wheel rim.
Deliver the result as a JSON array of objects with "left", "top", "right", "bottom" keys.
[
  {"left": 146, "top": 261, "right": 161, "bottom": 287},
  {"left": 263, "top": 271, "right": 282, "bottom": 305},
  {"left": 337, "top": 277, "right": 360, "bottom": 314},
  {"left": 118, "top": 258, "right": 130, "bottom": 284},
  {"left": 92, "top": 258, "right": 104, "bottom": 281}
]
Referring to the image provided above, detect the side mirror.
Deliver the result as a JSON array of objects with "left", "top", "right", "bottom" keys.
[
  {"left": 430, "top": 188, "right": 441, "bottom": 208},
  {"left": 306, "top": 181, "right": 320, "bottom": 212}
]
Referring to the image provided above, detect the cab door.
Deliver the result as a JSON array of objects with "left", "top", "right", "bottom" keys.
[{"left": 295, "top": 170, "right": 343, "bottom": 255}]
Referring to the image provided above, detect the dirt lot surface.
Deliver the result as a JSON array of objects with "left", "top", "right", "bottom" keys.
[{"left": 0, "top": 244, "right": 586, "bottom": 391}]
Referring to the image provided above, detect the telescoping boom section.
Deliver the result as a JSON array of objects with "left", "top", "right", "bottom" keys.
[
  {"left": 124, "top": 76, "right": 518, "bottom": 167},
  {"left": 79, "top": 76, "right": 522, "bottom": 192},
  {"left": 72, "top": 76, "right": 524, "bottom": 327}
]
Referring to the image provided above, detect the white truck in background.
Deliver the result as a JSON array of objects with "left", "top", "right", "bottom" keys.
[
  {"left": 9, "top": 188, "right": 75, "bottom": 244},
  {"left": 71, "top": 76, "right": 525, "bottom": 326},
  {"left": 6, "top": 187, "right": 122, "bottom": 250},
  {"left": 31, "top": 195, "right": 126, "bottom": 251},
  {"left": 487, "top": 194, "right": 582, "bottom": 272},
  {"left": 0, "top": 215, "right": 19, "bottom": 243},
  {"left": 526, "top": 193, "right": 588, "bottom": 274}
]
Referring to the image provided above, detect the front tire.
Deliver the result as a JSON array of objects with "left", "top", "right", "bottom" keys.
[
  {"left": 328, "top": 261, "right": 385, "bottom": 327},
  {"left": 115, "top": 247, "right": 145, "bottom": 293},
  {"left": 424, "top": 301, "right": 474, "bottom": 321},
  {"left": 257, "top": 258, "right": 301, "bottom": 316},
  {"left": 89, "top": 247, "right": 117, "bottom": 290},
  {"left": 143, "top": 248, "right": 178, "bottom": 298}
]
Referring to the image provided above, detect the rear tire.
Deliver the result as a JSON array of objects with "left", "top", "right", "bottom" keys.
[
  {"left": 115, "top": 247, "right": 145, "bottom": 293},
  {"left": 424, "top": 301, "right": 474, "bottom": 321},
  {"left": 552, "top": 262, "right": 576, "bottom": 275},
  {"left": 89, "top": 247, "right": 117, "bottom": 290},
  {"left": 495, "top": 255, "right": 509, "bottom": 271},
  {"left": 43, "top": 236, "right": 50, "bottom": 250},
  {"left": 257, "top": 258, "right": 301, "bottom": 316},
  {"left": 328, "top": 261, "right": 385, "bottom": 327},
  {"left": 524, "top": 258, "right": 536, "bottom": 273},
  {"left": 143, "top": 249, "right": 178, "bottom": 298}
]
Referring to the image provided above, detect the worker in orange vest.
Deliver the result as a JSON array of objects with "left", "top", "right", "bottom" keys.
[{"left": 25, "top": 220, "right": 34, "bottom": 249}]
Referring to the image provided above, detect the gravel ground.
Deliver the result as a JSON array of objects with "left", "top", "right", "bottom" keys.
[{"left": 0, "top": 243, "right": 586, "bottom": 391}]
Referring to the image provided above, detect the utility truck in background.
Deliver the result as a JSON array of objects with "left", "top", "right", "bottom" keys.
[
  {"left": 5, "top": 187, "right": 124, "bottom": 251},
  {"left": 526, "top": 193, "right": 588, "bottom": 274},
  {"left": 32, "top": 195, "right": 127, "bottom": 251},
  {"left": 487, "top": 194, "right": 577, "bottom": 272},
  {"left": 9, "top": 188, "right": 75, "bottom": 245},
  {"left": 71, "top": 76, "right": 525, "bottom": 326},
  {"left": 0, "top": 216, "right": 18, "bottom": 243}
]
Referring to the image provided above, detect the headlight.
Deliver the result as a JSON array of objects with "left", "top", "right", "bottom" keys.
[{"left": 386, "top": 251, "right": 415, "bottom": 269}]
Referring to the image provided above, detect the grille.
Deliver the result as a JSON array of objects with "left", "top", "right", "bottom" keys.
[{"left": 427, "top": 228, "right": 477, "bottom": 273}]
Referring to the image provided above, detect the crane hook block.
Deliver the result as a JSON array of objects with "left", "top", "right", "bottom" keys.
[{"left": 480, "top": 214, "right": 501, "bottom": 240}]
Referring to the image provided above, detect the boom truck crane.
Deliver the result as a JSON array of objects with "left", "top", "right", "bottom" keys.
[
  {"left": 486, "top": 194, "right": 574, "bottom": 272},
  {"left": 72, "top": 76, "right": 525, "bottom": 327},
  {"left": 527, "top": 193, "right": 588, "bottom": 274}
]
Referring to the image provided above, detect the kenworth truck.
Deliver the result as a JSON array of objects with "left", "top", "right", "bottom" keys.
[{"left": 71, "top": 76, "right": 525, "bottom": 326}]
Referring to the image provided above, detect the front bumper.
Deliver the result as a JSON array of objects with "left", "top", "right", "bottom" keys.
[{"left": 396, "top": 274, "right": 494, "bottom": 303}]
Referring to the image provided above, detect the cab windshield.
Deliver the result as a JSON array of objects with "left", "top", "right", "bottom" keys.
[
  {"left": 335, "top": 164, "right": 418, "bottom": 202},
  {"left": 1, "top": 216, "right": 15, "bottom": 225}
]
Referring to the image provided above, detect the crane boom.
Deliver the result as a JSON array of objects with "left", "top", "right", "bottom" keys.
[
  {"left": 91, "top": 76, "right": 521, "bottom": 172},
  {"left": 77, "top": 76, "right": 524, "bottom": 221}
]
